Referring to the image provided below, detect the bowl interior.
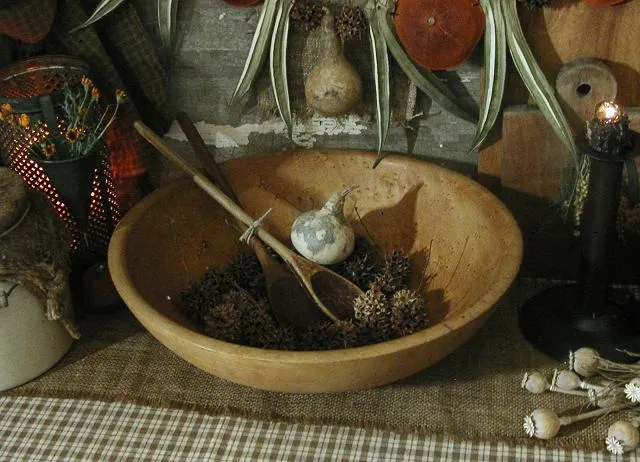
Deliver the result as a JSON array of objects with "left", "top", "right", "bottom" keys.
[{"left": 114, "top": 150, "right": 521, "bottom": 339}]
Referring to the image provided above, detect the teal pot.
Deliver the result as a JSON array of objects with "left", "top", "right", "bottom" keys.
[{"left": 37, "top": 149, "right": 97, "bottom": 229}]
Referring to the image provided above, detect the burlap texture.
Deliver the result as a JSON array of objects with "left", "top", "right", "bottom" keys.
[{"left": 1, "top": 279, "right": 623, "bottom": 452}]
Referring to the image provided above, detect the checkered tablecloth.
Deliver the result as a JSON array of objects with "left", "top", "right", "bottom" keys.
[{"left": 0, "top": 396, "right": 635, "bottom": 461}]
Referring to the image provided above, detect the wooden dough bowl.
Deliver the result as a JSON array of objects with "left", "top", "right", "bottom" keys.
[{"left": 108, "top": 150, "right": 522, "bottom": 393}]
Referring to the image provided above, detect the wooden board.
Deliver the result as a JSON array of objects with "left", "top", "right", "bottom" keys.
[
  {"left": 500, "top": 106, "right": 577, "bottom": 278},
  {"left": 499, "top": 106, "right": 640, "bottom": 280},
  {"left": 478, "top": 0, "right": 640, "bottom": 189},
  {"left": 477, "top": 2, "right": 640, "bottom": 279}
]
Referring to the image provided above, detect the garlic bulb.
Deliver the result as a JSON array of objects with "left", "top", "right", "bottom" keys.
[{"left": 291, "top": 186, "right": 356, "bottom": 265}]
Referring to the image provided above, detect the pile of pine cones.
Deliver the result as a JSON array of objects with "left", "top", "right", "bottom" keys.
[{"left": 177, "top": 238, "right": 431, "bottom": 350}]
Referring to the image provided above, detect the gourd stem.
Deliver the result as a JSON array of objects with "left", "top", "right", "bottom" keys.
[{"left": 320, "top": 10, "right": 342, "bottom": 61}]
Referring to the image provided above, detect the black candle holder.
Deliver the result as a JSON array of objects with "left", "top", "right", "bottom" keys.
[{"left": 519, "top": 108, "right": 640, "bottom": 363}]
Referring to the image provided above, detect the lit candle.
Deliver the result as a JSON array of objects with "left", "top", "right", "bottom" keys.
[
  {"left": 595, "top": 101, "right": 622, "bottom": 125},
  {"left": 586, "top": 101, "right": 632, "bottom": 157}
]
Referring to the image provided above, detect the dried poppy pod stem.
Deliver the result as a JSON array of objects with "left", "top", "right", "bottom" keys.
[
  {"left": 524, "top": 404, "right": 634, "bottom": 440},
  {"left": 521, "top": 371, "right": 589, "bottom": 397},
  {"left": 570, "top": 347, "right": 640, "bottom": 377},
  {"left": 552, "top": 369, "right": 606, "bottom": 392}
]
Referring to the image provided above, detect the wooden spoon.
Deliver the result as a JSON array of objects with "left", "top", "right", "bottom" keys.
[
  {"left": 134, "top": 120, "right": 362, "bottom": 322},
  {"left": 175, "top": 112, "right": 327, "bottom": 327}
]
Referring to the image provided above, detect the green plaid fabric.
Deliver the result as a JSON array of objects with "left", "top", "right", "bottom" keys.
[
  {"left": 4, "top": 278, "right": 640, "bottom": 456},
  {"left": 0, "top": 396, "right": 630, "bottom": 461}
]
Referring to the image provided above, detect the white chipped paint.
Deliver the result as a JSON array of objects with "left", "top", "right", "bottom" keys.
[{"left": 165, "top": 114, "right": 369, "bottom": 149}]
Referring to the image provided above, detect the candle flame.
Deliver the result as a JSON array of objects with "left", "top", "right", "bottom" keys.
[{"left": 595, "top": 101, "right": 622, "bottom": 124}]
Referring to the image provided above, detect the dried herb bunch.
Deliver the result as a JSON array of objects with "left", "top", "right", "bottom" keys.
[{"left": 176, "top": 239, "right": 430, "bottom": 351}]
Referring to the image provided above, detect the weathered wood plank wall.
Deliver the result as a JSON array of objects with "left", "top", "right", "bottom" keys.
[{"left": 134, "top": 0, "right": 482, "bottom": 179}]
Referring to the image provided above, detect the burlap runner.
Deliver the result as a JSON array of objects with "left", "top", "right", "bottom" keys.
[{"left": 1, "top": 279, "right": 620, "bottom": 452}]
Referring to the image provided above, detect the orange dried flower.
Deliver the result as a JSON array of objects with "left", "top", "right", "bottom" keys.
[
  {"left": 115, "top": 89, "right": 127, "bottom": 103},
  {"left": 65, "top": 127, "right": 81, "bottom": 143},
  {"left": 91, "top": 87, "right": 101, "bottom": 101},
  {"left": 0, "top": 103, "right": 13, "bottom": 120},
  {"left": 17, "top": 113, "right": 30, "bottom": 128},
  {"left": 81, "top": 76, "right": 93, "bottom": 89}
]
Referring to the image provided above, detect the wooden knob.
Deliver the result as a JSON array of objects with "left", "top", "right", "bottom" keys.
[
  {"left": 555, "top": 58, "right": 618, "bottom": 132},
  {"left": 0, "top": 168, "right": 29, "bottom": 235}
]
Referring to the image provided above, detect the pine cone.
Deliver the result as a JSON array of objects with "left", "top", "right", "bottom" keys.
[
  {"left": 227, "top": 253, "right": 266, "bottom": 300},
  {"left": 384, "top": 250, "right": 411, "bottom": 287},
  {"left": 335, "top": 319, "right": 362, "bottom": 348},
  {"left": 290, "top": 0, "right": 324, "bottom": 32},
  {"left": 370, "top": 250, "right": 411, "bottom": 295},
  {"left": 391, "top": 289, "right": 429, "bottom": 337},
  {"left": 517, "top": 0, "right": 554, "bottom": 8},
  {"left": 178, "top": 268, "right": 234, "bottom": 322},
  {"left": 335, "top": 6, "right": 367, "bottom": 42},
  {"left": 203, "top": 299, "right": 244, "bottom": 343},
  {"left": 369, "top": 271, "right": 397, "bottom": 295},
  {"left": 255, "top": 324, "right": 296, "bottom": 350},
  {"left": 332, "top": 237, "right": 380, "bottom": 289},
  {"left": 298, "top": 321, "right": 345, "bottom": 350},
  {"left": 354, "top": 285, "right": 394, "bottom": 341}
]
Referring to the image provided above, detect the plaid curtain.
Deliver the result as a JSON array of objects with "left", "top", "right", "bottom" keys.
[
  {"left": 50, "top": 0, "right": 171, "bottom": 180},
  {"left": 0, "top": 0, "right": 57, "bottom": 44},
  {"left": 0, "top": 0, "right": 172, "bottom": 209}
]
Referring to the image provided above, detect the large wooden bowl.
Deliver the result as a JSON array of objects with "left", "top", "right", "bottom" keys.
[{"left": 108, "top": 150, "right": 522, "bottom": 393}]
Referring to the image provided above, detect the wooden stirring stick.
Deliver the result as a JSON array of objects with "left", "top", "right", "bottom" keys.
[
  {"left": 175, "top": 112, "right": 327, "bottom": 327},
  {"left": 134, "top": 120, "right": 362, "bottom": 322}
]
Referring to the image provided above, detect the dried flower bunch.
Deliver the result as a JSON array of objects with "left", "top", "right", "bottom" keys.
[
  {"left": 0, "top": 76, "right": 126, "bottom": 161},
  {"left": 176, "top": 239, "right": 430, "bottom": 351},
  {"left": 522, "top": 347, "right": 640, "bottom": 455}
]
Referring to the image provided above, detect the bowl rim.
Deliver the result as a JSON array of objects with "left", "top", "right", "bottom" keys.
[{"left": 108, "top": 150, "right": 522, "bottom": 365}]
